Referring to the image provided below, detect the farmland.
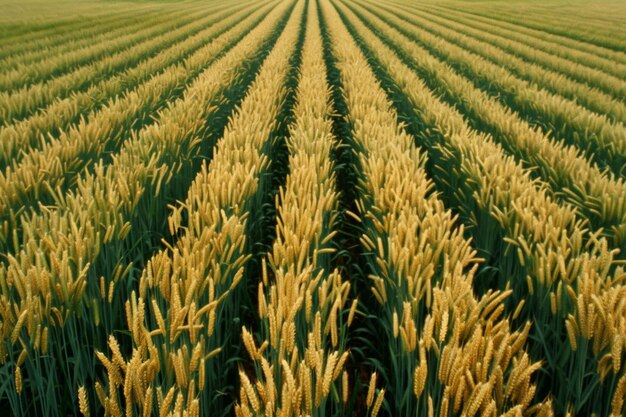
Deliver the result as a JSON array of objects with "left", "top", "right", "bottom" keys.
[{"left": 0, "top": 0, "right": 625, "bottom": 416}]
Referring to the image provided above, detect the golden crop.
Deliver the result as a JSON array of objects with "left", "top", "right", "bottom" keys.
[{"left": 0, "top": 0, "right": 624, "bottom": 416}]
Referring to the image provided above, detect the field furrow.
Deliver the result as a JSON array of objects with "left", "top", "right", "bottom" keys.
[
  {"left": 393, "top": 4, "right": 626, "bottom": 104},
  {"left": 367, "top": 0, "right": 626, "bottom": 126},
  {"left": 0, "top": 7, "right": 166, "bottom": 59},
  {"left": 335, "top": 1, "right": 625, "bottom": 413},
  {"left": 345, "top": 0, "right": 626, "bottom": 253},
  {"left": 237, "top": 2, "right": 360, "bottom": 415},
  {"left": 0, "top": 2, "right": 295, "bottom": 415},
  {"left": 0, "top": 6, "right": 236, "bottom": 124},
  {"left": 0, "top": 10, "right": 171, "bottom": 69},
  {"left": 434, "top": 3, "right": 626, "bottom": 52},
  {"left": 438, "top": 6, "right": 626, "bottom": 64},
  {"left": 0, "top": 4, "right": 222, "bottom": 91},
  {"left": 402, "top": 6, "right": 626, "bottom": 102},
  {"left": 357, "top": 1, "right": 626, "bottom": 166},
  {"left": 95, "top": 3, "right": 304, "bottom": 415},
  {"left": 325, "top": 1, "right": 552, "bottom": 416},
  {"left": 0, "top": 1, "right": 263, "bottom": 169},
  {"left": 0, "top": 2, "right": 278, "bottom": 256},
  {"left": 415, "top": 4, "right": 626, "bottom": 82}
]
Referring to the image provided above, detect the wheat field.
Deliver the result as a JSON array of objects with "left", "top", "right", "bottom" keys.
[{"left": 0, "top": 0, "right": 625, "bottom": 415}]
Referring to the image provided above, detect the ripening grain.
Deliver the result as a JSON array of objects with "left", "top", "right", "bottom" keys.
[{"left": 0, "top": 0, "right": 624, "bottom": 416}]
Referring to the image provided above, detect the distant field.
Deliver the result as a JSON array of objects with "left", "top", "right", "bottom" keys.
[{"left": 0, "top": 0, "right": 625, "bottom": 416}]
